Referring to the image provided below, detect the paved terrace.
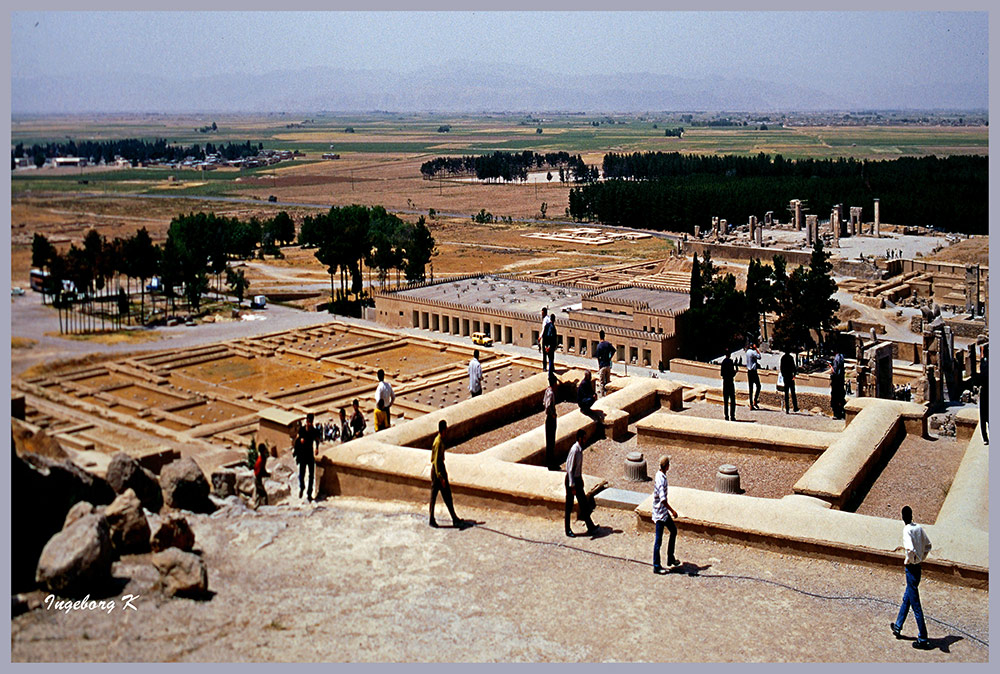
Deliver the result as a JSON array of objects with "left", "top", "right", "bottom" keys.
[{"left": 396, "top": 276, "right": 585, "bottom": 316}]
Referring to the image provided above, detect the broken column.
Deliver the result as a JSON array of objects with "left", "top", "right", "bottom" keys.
[
  {"left": 711, "top": 217, "right": 719, "bottom": 236},
  {"left": 793, "top": 200, "right": 803, "bottom": 230},
  {"left": 749, "top": 215, "right": 757, "bottom": 242},
  {"left": 755, "top": 219, "right": 763, "bottom": 246},
  {"left": 850, "top": 207, "right": 862, "bottom": 237},
  {"left": 805, "top": 215, "right": 818, "bottom": 246},
  {"left": 869, "top": 342, "right": 894, "bottom": 399},
  {"left": 873, "top": 198, "right": 880, "bottom": 237},
  {"left": 764, "top": 211, "right": 773, "bottom": 227},
  {"left": 831, "top": 209, "right": 840, "bottom": 245}
]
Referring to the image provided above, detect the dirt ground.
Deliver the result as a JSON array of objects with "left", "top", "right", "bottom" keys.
[{"left": 10, "top": 495, "right": 988, "bottom": 662}]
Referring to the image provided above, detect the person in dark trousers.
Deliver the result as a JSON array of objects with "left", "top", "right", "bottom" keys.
[
  {"left": 564, "top": 429, "right": 598, "bottom": 537},
  {"left": 651, "top": 455, "right": 679, "bottom": 573},
  {"left": 339, "top": 407, "right": 353, "bottom": 442},
  {"left": 745, "top": 342, "right": 761, "bottom": 409},
  {"left": 541, "top": 314, "right": 558, "bottom": 374},
  {"left": 979, "top": 345, "right": 988, "bottom": 444},
  {"left": 720, "top": 352, "right": 738, "bottom": 421},
  {"left": 543, "top": 373, "right": 559, "bottom": 471},
  {"left": 350, "top": 398, "right": 367, "bottom": 438},
  {"left": 891, "top": 506, "right": 933, "bottom": 649},
  {"left": 780, "top": 351, "right": 799, "bottom": 414},
  {"left": 595, "top": 330, "right": 616, "bottom": 397},
  {"left": 293, "top": 424, "right": 316, "bottom": 501},
  {"left": 538, "top": 307, "right": 550, "bottom": 356},
  {"left": 576, "top": 370, "right": 602, "bottom": 421},
  {"left": 253, "top": 442, "right": 269, "bottom": 508},
  {"left": 830, "top": 349, "right": 846, "bottom": 419},
  {"left": 429, "top": 419, "right": 466, "bottom": 528}
]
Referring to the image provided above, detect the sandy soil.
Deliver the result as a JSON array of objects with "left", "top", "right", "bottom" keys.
[{"left": 10, "top": 496, "right": 988, "bottom": 662}]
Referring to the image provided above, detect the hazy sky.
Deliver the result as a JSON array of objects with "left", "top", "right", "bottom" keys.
[{"left": 10, "top": 11, "right": 988, "bottom": 96}]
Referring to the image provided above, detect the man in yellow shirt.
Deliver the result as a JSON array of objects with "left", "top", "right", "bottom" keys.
[
  {"left": 429, "top": 419, "right": 467, "bottom": 529},
  {"left": 374, "top": 399, "right": 389, "bottom": 432}
]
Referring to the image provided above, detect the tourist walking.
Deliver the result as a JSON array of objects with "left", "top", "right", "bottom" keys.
[
  {"left": 374, "top": 400, "right": 390, "bottom": 432},
  {"left": 541, "top": 314, "right": 558, "bottom": 374},
  {"left": 253, "top": 442, "right": 269, "bottom": 508},
  {"left": 543, "top": 373, "right": 558, "bottom": 471},
  {"left": 564, "top": 429, "right": 598, "bottom": 537},
  {"left": 374, "top": 369, "right": 396, "bottom": 427},
  {"left": 595, "top": 330, "right": 616, "bottom": 397},
  {"left": 293, "top": 422, "right": 317, "bottom": 502},
  {"left": 469, "top": 349, "right": 483, "bottom": 398},
  {"left": 830, "top": 349, "right": 846, "bottom": 419},
  {"left": 979, "top": 345, "right": 988, "bottom": 444},
  {"left": 652, "top": 455, "right": 679, "bottom": 573},
  {"left": 745, "top": 343, "right": 762, "bottom": 409},
  {"left": 720, "top": 351, "right": 738, "bottom": 421},
  {"left": 429, "top": 420, "right": 466, "bottom": 529},
  {"left": 780, "top": 351, "right": 799, "bottom": 414},
  {"left": 891, "top": 506, "right": 933, "bottom": 650},
  {"left": 350, "top": 398, "right": 367, "bottom": 438}
]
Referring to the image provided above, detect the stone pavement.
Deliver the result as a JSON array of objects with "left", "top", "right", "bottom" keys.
[{"left": 11, "top": 497, "right": 989, "bottom": 662}]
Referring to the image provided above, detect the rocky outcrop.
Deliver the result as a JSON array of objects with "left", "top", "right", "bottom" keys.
[
  {"left": 159, "top": 458, "right": 213, "bottom": 513},
  {"left": 150, "top": 515, "right": 195, "bottom": 553},
  {"left": 35, "top": 513, "right": 114, "bottom": 597},
  {"left": 104, "top": 489, "right": 151, "bottom": 554},
  {"left": 152, "top": 548, "right": 209, "bottom": 598},
  {"left": 63, "top": 501, "right": 97, "bottom": 529},
  {"left": 210, "top": 468, "right": 237, "bottom": 498},
  {"left": 106, "top": 452, "right": 163, "bottom": 513},
  {"left": 12, "top": 449, "right": 115, "bottom": 593}
]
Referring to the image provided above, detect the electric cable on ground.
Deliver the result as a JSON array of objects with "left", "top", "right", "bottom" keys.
[{"left": 470, "top": 523, "right": 989, "bottom": 649}]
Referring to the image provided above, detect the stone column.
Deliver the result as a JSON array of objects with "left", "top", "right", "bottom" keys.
[
  {"left": 764, "top": 211, "right": 773, "bottom": 227},
  {"left": 873, "top": 198, "right": 880, "bottom": 237},
  {"left": 831, "top": 209, "right": 840, "bottom": 246},
  {"left": 793, "top": 200, "right": 803, "bottom": 231},
  {"left": 720, "top": 219, "right": 727, "bottom": 236},
  {"left": 749, "top": 215, "right": 757, "bottom": 243},
  {"left": 755, "top": 220, "right": 763, "bottom": 246},
  {"left": 850, "top": 207, "right": 862, "bottom": 236},
  {"left": 805, "top": 215, "right": 818, "bottom": 245},
  {"left": 693, "top": 225, "right": 700, "bottom": 238}
]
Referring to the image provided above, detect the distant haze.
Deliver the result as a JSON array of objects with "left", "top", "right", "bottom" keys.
[{"left": 10, "top": 11, "right": 989, "bottom": 114}]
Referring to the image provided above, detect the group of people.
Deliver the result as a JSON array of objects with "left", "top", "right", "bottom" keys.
[{"left": 719, "top": 343, "right": 851, "bottom": 418}]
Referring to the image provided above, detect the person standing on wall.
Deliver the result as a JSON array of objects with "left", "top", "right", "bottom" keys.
[
  {"left": 564, "top": 429, "right": 598, "bottom": 538},
  {"left": 429, "top": 419, "right": 467, "bottom": 529},
  {"left": 780, "top": 350, "right": 799, "bottom": 414},
  {"left": 651, "top": 455, "right": 679, "bottom": 573},
  {"left": 720, "top": 351, "right": 738, "bottom": 421},
  {"left": 595, "top": 330, "right": 616, "bottom": 398},
  {"left": 339, "top": 407, "right": 353, "bottom": 442},
  {"left": 374, "top": 369, "right": 396, "bottom": 427},
  {"left": 890, "top": 505, "right": 933, "bottom": 650},
  {"left": 538, "top": 307, "right": 550, "bottom": 356},
  {"left": 830, "top": 349, "right": 846, "bottom": 419},
  {"left": 253, "top": 442, "right": 270, "bottom": 509},
  {"left": 541, "top": 314, "right": 558, "bottom": 375},
  {"left": 293, "top": 423, "right": 317, "bottom": 502},
  {"left": 745, "top": 342, "right": 762, "bottom": 410},
  {"left": 469, "top": 349, "right": 483, "bottom": 398},
  {"left": 543, "top": 373, "right": 559, "bottom": 471},
  {"left": 979, "top": 344, "right": 988, "bottom": 444}
]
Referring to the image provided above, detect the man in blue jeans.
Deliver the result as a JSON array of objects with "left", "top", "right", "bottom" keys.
[
  {"left": 652, "top": 455, "right": 679, "bottom": 573},
  {"left": 891, "top": 505, "right": 933, "bottom": 649}
]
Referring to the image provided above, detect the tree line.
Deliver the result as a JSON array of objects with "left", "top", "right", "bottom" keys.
[
  {"left": 570, "top": 153, "right": 987, "bottom": 235},
  {"left": 683, "top": 240, "right": 840, "bottom": 361},
  {"left": 13, "top": 138, "right": 263, "bottom": 168},
  {"left": 30, "top": 210, "right": 298, "bottom": 332},
  {"left": 298, "top": 204, "right": 436, "bottom": 303},
  {"left": 419, "top": 150, "right": 589, "bottom": 182}
]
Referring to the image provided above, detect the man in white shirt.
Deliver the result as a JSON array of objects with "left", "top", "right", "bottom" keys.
[
  {"left": 891, "top": 505, "right": 933, "bottom": 650},
  {"left": 374, "top": 369, "right": 396, "bottom": 428},
  {"left": 745, "top": 343, "right": 761, "bottom": 410},
  {"left": 564, "top": 429, "right": 597, "bottom": 538},
  {"left": 652, "top": 455, "right": 679, "bottom": 573},
  {"left": 468, "top": 350, "right": 483, "bottom": 398}
]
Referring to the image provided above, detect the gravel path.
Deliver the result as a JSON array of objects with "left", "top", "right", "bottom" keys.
[{"left": 11, "top": 496, "right": 988, "bottom": 662}]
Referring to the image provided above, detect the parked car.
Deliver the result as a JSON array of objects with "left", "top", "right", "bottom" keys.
[
  {"left": 267, "top": 195, "right": 277, "bottom": 202},
  {"left": 471, "top": 331, "right": 493, "bottom": 347},
  {"left": 11, "top": 286, "right": 25, "bottom": 296}
]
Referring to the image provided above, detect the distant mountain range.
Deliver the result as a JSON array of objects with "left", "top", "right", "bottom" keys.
[{"left": 11, "top": 62, "right": 988, "bottom": 114}]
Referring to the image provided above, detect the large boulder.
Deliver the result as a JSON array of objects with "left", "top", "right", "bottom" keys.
[
  {"left": 63, "top": 501, "right": 97, "bottom": 529},
  {"left": 35, "top": 513, "right": 114, "bottom": 597},
  {"left": 150, "top": 515, "right": 195, "bottom": 553},
  {"left": 12, "top": 419, "right": 67, "bottom": 460},
  {"left": 104, "top": 489, "right": 151, "bottom": 554},
  {"left": 13, "top": 450, "right": 115, "bottom": 593},
  {"left": 210, "top": 468, "right": 237, "bottom": 498},
  {"left": 152, "top": 548, "right": 209, "bottom": 598},
  {"left": 264, "top": 478, "right": 291, "bottom": 505},
  {"left": 106, "top": 452, "right": 163, "bottom": 513},
  {"left": 234, "top": 467, "right": 255, "bottom": 498},
  {"left": 159, "top": 458, "right": 213, "bottom": 513}
]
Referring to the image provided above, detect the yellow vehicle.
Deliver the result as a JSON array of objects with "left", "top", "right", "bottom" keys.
[{"left": 471, "top": 332, "right": 493, "bottom": 347}]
